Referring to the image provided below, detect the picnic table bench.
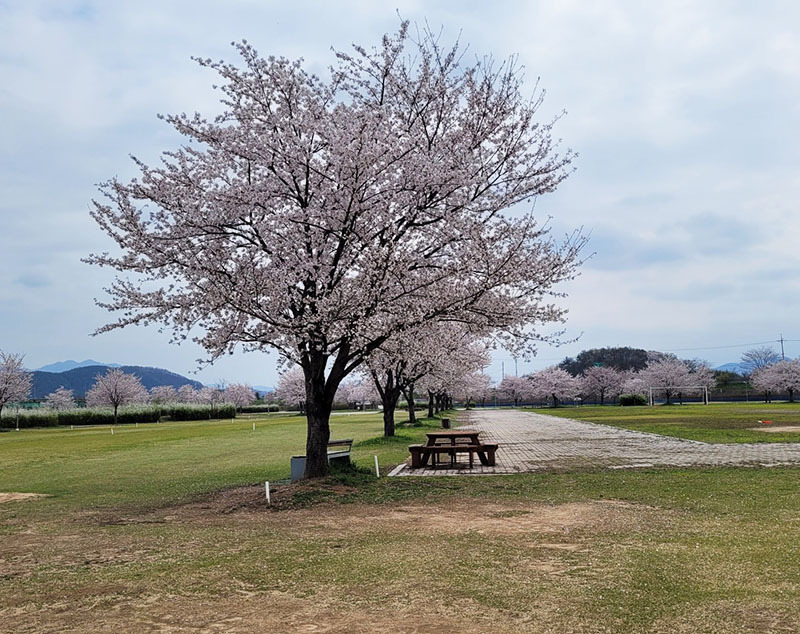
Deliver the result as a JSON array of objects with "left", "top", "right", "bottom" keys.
[{"left": 408, "top": 430, "right": 497, "bottom": 469}]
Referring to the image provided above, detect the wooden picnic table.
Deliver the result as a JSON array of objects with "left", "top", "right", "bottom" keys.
[
  {"left": 425, "top": 430, "right": 482, "bottom": 446},
  {"left": 408, "top": 429, "right": 498, "bottom": 469}
]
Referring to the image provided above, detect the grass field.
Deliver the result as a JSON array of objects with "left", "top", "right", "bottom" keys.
[
  {"left": 2, "top": 408, "right": 800, "bottom": 632},
  {"left": 541, "top": 401, "right": 800, "bottom": 443}
]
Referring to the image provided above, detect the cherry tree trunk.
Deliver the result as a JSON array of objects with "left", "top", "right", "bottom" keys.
[
  {"left": 405, "top": 385, "right": 416, "bottom": 425},
  {"left": 427, "top": 390, "right": 435, "bottom": 418},
  {"left": 382, "top": 390, "right": 402, "bottom": 437},
  {"left": 303, "top": 353, "right": 337, "bottom": 478}
]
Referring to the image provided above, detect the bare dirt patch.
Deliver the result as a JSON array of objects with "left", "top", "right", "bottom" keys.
[
  {"left": 101, "top": 482, "right": 669, "bottom": 542},
  {"left": 329, "top": 499, "right": 652, "bottom": 537},
  {"left": 749, "top": 425, "right": 800, "bottom": 433},
  {"left": 0, "top": 492, "right": 48, "bottom": 504}
]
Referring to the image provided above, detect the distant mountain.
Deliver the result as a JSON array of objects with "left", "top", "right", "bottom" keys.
[
  {"left": 252, "top": 385, "right": 274, "bottom": 396},
  {"left": 36, "top": 359, "right": 120, "bottom": 373},
  {"left": 31, "top": 365, "right": 203, "bottom": 399},
  {"left": 715, "top": 362, "right": 749, "bottom": 375}
]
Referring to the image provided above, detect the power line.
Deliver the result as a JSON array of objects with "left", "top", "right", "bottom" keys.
[
  {"left": 663, "top": 340, "right": 781, "bottom": 353},
  {"left": 491, "top": 337, "right": 798, "bottom": 366}
]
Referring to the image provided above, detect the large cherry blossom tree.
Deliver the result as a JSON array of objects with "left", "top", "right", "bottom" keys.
[
  {"left": 639, "top": 358, "right": 691, "bottom": 405},
  {"left": 580, "top": 365, "right": 623, "bottom": 405},
  {"left": 0, "top": 351, "right": 33, "bottom": 418},
  {"left": 529, "top": 366, "right": 577, "bottom": 407},
  {"left": 86, "top": 369, "right": 148, "bottom": 424},
  {"left": 751, "top": 360, "right": 800, "bottom": 403},
  {"left": 497, "top": 375, "right": 532, "bottom": 407},
  {"left": 224, "top": 383, "right": 256, "bottom": 410},
  {"left": 86, "top": 24, "right": 583, "bottom": 476}
]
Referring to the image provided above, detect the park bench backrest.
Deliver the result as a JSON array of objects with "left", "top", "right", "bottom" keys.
[{"left": 327, "top": 439, "right": 353, "bottom": 453}]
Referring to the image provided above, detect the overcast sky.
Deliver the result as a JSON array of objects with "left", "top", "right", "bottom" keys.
[{"left": 2, "top": 0, "right": 799, "bottom": 386}]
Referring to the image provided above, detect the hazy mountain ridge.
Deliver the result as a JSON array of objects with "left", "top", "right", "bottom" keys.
[
  {"left": 714, "top": 362, "right": 749, "bottom": 374},
  {"left": 32, "top": 365, "right": 203, "bottom": 399},
  {"left": 36, "top": 359, "right": 121, "bottom": 373}
]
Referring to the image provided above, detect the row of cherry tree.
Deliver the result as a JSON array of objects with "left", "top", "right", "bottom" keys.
[{"left": 494, "top": 357, "right": 717, "bottom": 406}]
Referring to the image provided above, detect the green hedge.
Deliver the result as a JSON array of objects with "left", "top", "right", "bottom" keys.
[
  {"left": 0, "top": 403, "right": 237, "bottom": 429},
  {"left": 163, "top": 403, "right": 237, "bottom": 420},
  {"left": 0, "top": 409, "right": 59, "bottom": 429},
  {"left": 239, "top": 404, "right": 280, "bottom": 413},
  {"left": 619, "top": 394, "right": 648, "bottom": 406},
  {"left": 57, "top": 407, "right": 162, "bottom": 426}
]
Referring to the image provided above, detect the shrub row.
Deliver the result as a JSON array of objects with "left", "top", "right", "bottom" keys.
[
  {"left": 164, "top": 403, "right": 236, "bottom": 420},
  {"left": 0, "top": 403, "right": 238, "bottom": 429},
  {"left": 238, "top": 404, "right": 280, "bottom": 413},
  {"left": 619, "top": 393, "right": 648, "bottom": 406},
  {"left": 0, "top": 409, "right": 59, "bottom": 429}
]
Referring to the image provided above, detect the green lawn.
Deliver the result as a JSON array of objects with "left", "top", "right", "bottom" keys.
[
  {"left": 539, "top": 401, "right": 800, "bottom": 443},
  {"left": 3, "top": 408, "right": 800, "bottom": 631},
  {"left": 0, "top": 410, "right": 433, "bottom": 512}
]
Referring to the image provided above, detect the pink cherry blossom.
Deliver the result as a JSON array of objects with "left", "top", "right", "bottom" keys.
[
  {"left": 224, "top": 383, "right": 256, "bottom": 410},
  {"left": 0, "top": 351, "right": 32, "bottom": 418},
  {"left": 44, "top": 387, "right": 76, "bottom": 410},
  {"left": 529, "top": 366, "right": 578, "bottom": 407}
]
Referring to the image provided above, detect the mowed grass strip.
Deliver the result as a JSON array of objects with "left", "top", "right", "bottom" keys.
[{"left": 540, "top": 401, "right": 800, "bottom": 442}]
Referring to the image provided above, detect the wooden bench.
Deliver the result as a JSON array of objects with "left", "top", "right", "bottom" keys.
[
  {"left": 291, "top": 439, "right": 354, "bottom": 481},
  {"left": 326, "top": 439, "right": 354, "bottom": 462},
  {"left": 408, "top": 443, "right": 498, "bottom": 469}
]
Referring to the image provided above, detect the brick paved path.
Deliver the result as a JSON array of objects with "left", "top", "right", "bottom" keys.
[{"left": 389, "top": 409, "right": 800, "bottom": 476}]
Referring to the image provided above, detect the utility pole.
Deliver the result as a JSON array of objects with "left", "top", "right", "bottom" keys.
[
  {"left": 514, "top": 357, "right": 518, "bottom": 377},
  {"left": 780, "top": 333, "right": 785, "bottom": 360},
  {"left": 501, "top": 361, "right": 505, "bottom": 379}
]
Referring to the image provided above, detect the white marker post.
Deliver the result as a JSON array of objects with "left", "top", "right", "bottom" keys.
[
  {"left": 252, "top": 422, "right": 256, "bottom": 432},
  {"left": 265, "top": 481, "right": 271, "bottom": 506},
  {"left": 374, "top": 455, "right": 380, "bottom": 478},
  {"left": 111, "top": 427, "right": 114, "bottom": 435}
]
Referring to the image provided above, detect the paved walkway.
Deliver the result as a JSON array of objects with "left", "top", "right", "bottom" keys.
[{"left": 389, "top": 409, "right": 800, "bottom": 476}]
